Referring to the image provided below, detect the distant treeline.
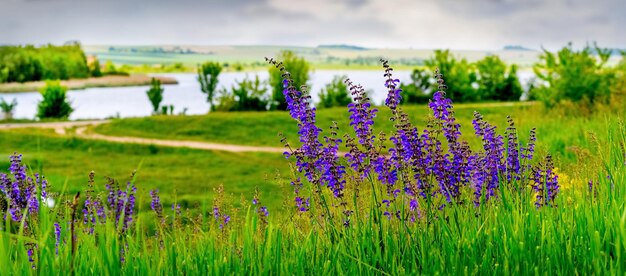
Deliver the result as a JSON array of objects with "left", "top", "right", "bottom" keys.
[
  {"left": 108, "top": 46, "right": 203, "bottom": 55},
  {"left": 0, "top": 43, "right": 94, "bottom": 83}
]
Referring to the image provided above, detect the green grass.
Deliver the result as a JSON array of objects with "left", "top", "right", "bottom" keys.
[
  {"left": 94, "top": 102, "right": 617, "bottom": 168},
  {"left": 0, "top": 118, "right": 624, "bottom": 274},
  {"left": 1, "top": 98, "right": 625, "bottom": 274},
  {"left": 0, "top": 128, "right": 291, "bottom": 212}
]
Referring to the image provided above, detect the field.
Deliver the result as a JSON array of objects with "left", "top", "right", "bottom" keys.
[
  {"left": 84, "top": 45, "right": 547, "bottom": 71},
  {"left": 1, "top": 95, "right": 625, "bottom": 273},
  {"left": 93, "top": 102, "right": 615, "bottom": 167}
]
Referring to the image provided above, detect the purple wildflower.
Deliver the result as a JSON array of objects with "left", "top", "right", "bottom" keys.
[
  {"left": 54, "top": 222, "right": 61, "bottom": 255},
  {"left": 150, "top": 189, "right": 165, "bottom": 226},
  {"left": 259, "top": 206, "right": 268, "bottom": 217}
]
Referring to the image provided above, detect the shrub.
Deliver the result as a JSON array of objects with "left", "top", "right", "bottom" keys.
[
  {"left": 317, "top": 75, "right": 352, "bottom": 108},
  {"left": 101, "top": 61, "right": 129, "bottom": 76},
  {"left": 37, "top": 81, "right": 73, "bottom": 119},
  {"left": 268, "top": 51, "right": 311, "bottom": 110},
  {"left": 533, "top": 43, "right": 613, "bottom": 107},
  {"left": 146, "top": 78, "right": 164, "bottom": 114},
  {"left": 424, "top": 49, "right": 478, "bottom": 102},
  {"left": 0, "top": 97, "right": 17, "bottom": 120},
  {"left": 214, "top": 75, "right": 270, "bottom": 112},
  {"left": 475, "top": 55, "right": 523, "bottom": 101},
  {"left": 89, "top": 59, "right": 102, "bottom": 77},
  {"left": 400, "top": 68, "right": 432, "bottom": 104},
  {"left": 197, "top": 61, "right": 222, "bottom": 110}
]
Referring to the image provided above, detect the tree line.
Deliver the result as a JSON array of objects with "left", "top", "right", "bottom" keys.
[
  {"left": 0, "top": 42, "right": 98, "bottom": 83},
  {"left": 108, "top": 44, "right": 626, "bottom": 113}
]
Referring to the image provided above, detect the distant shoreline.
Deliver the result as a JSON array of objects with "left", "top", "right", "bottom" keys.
[{"left": 0, "top": 75, "right": 178, "bottom": 93}]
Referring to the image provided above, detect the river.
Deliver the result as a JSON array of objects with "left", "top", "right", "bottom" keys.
[{"left": 0, "top": 70, "right": 536, "bottom": 120}]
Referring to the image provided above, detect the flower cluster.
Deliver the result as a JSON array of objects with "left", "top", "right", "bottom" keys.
[
  {"left": 0, "top": 153, "right": 47, "bottom": 224},
  {"left": 104, "top": 174, "right": 137, "bottom": 233},
  {"left": 150, "top": 189, "right": 165, "bottom": 226},
  {"left": 83, "top": 171, "right": 106, "bottom": 234},
  {"left": 271, "top": 58, "right": 559, "bottom": 225}
]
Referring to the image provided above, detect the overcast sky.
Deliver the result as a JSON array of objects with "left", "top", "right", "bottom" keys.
[{"left": 1, "top": 0, "right": 624, "bottom": 50}]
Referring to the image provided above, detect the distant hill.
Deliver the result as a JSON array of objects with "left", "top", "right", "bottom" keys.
[
  {"left": 503, "top": 45, "right": 535, "bottom": 51},
  {"left": 317, "top": 44, "right": 369, "bottom": 51}
]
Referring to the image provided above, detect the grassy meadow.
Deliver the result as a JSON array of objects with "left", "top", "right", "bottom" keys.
[
  {"left": 0, "top": 128, "right": 292, "bottom": 212},
  {"left": 93, "top": 101, "right": 620, "bottom": 168},
  {"left": 0, "top": 97, "right": 624, "bottom": 274},
  {"left": 1, "top": 50, "right": 625, "bottom": 274}
]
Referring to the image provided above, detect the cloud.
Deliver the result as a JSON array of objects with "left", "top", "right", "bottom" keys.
[{"left": 0, "top": 0, "right": 623, "bottom": 49}]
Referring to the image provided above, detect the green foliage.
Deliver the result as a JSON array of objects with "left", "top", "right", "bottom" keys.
[
  {"left": 0, "top": 97, "right": 17, "bottom": 120},
  {"left": 533, "top": 43, "right": 613, "bottom": 107},
  {"left": 424, "top": 50, "right": 478, "bottom": 102},
  {"left": 317, "top": 75, "right": 352, "bottom": 108},
  {"left": 0, "top": 98, "right": 17, "bottom": 113},
  {"left": 146, "top": 78, "right": 164, "bottom": 113},
  {"left": 214, "top": 75, "right": 270, "bottom": 112},
  {"left": 0, "top": 43, "right": 91, "bottom": 83},
  {"left": 475, "top": 55, "right": 523, "bottom": 101},
  {"left": 269, "top": 51, "right": 311, "bottom": 110},
  {"left": 90, "top": 59, "right": 103, "bottom": 77},
  {"left": 101, "top": 61, "right": 129, "bottom": 76},
  {"left": 37, "top": 81, "right": 73, "bottom": 119},
  {"left": 419, "top": 51, "right": 523, "bottom": 103},
  {"left": 160, "top": 104, "right": 175, "bottom": 115},
  {"left": 197, "top": 61, "right": 223, "bottom": 108},
  {"left": 400, "top": 68, "right": 431, "bottom": 104},
  {"left": 0, "top": 67, "right": 8, "bottom": 83}
]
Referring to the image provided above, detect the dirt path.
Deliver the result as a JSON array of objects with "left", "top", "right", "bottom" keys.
[{"left": 0, "top": 120, "right": 286, "bottom": 153}]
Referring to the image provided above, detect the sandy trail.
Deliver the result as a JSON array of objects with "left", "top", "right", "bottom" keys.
[{"left": 0, "top": 120, "right": 286, "bottom": 154}]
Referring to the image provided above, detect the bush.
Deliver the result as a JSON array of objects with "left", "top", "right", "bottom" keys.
[
  {"left": 0, "top": 97, "right": 17, "bottom": 120},
  {"left": 214, "top": 75, "right": 270, "bottom": 112},
  {"left": 197, "top": 61, "right": 222, "bottom": 109},
  {"left": 400, "top": 68, "right": 432, "bottom": 104},
  {"left": 89, "top": 59, "right": 102, "bottom": 77},
  {"left": 101, "top": 61, "right": 129, "bottom": 76},
  {"left": 146, "top": 78, "right": 164, "bottom": 114},
  {"left": 424, "top": 50, "right": 478, "bottom": 102},
  {"left": 37, "top": 81, "right": 73, "bottom": 119},
  {"left": 317, "top": 75, "right": 352, "bottom": 108},
  {"left": 475, "top": 55, "right": 523, "bottom": 101},
  {"left": 268, "top": 51, "right": 311, "bottom": 110},
  {"left": 533, "top": 43, "right": 613, "bottom": 107}
]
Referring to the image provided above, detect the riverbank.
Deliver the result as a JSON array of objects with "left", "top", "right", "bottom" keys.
[{"left": 0, "top": 75, "right": 178, "bottom": 93}]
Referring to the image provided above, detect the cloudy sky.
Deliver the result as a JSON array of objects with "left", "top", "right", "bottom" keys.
[{"left": 1, "top": 0, "right": 624, "bottom": 50}]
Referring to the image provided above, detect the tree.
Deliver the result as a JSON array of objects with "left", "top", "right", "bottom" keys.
[
  {"left": 197, "top": 61, "right": 222, "bottom": 110},
  {"left": 533, "top": 43, "right": 613, "bottom": 107},
  {"left": 268, "top": 51, "right": 311, "bottom": 110},
  {"left": 400, "top": 68, "right": 432, "bottom": 104},
  {"left": 317, "top": 75, "right": 352, "bottom": 108},
  {"left": 214, "top": 75, "right": 270, "bottom": 112},
  {"left": 424, "top": 50, "right": 477, "bottom": 102},
  {"left": 146, "top": 78, "right": 164, "bottom": 114},
  {"left": 475, "top": 55, "right": 523, "bottom": 101},
  {"left": 37, "top": 81, "right": 73, "bottom": 119}
]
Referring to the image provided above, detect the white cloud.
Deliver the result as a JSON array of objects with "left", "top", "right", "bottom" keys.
[{"left": 0, "top": 0, "right": 623, "bottom": 49}]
